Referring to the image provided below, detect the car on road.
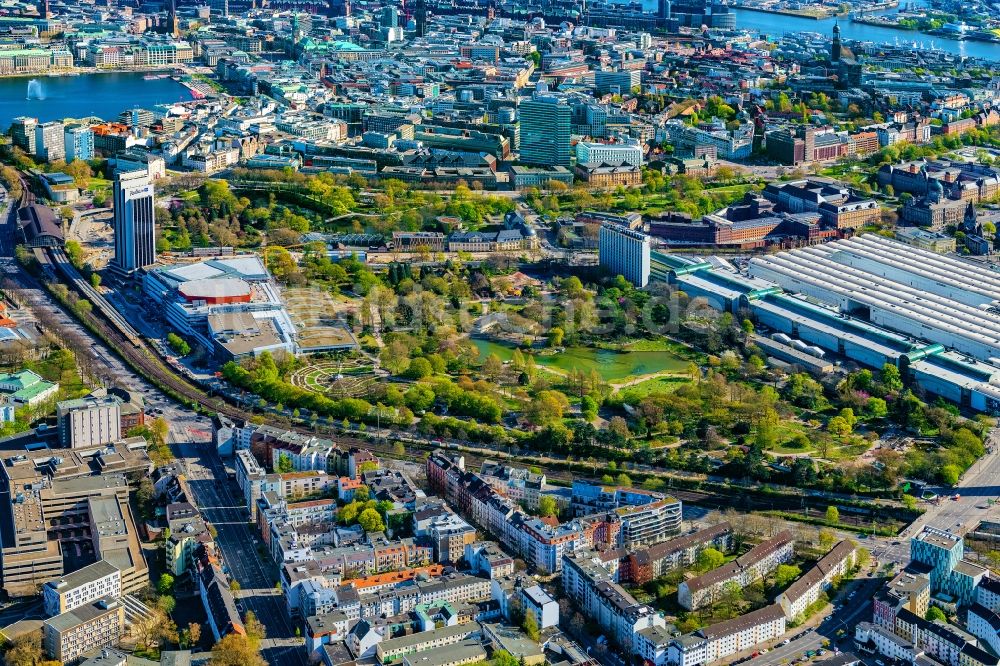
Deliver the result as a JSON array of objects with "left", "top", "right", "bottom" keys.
[{"left": 876, "top": 660, "right": 885, "bottom": 666}]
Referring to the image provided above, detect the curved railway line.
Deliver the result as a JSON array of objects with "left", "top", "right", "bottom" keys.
[{"left": 47, "top": 246, "right": 142, "bottom": 344}]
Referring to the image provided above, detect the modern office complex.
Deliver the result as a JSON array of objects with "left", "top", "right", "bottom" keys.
[
  {"left": 11, "top": 116, "right": 37, "bottom": 151},
  {"left": 43, "top": 559, "right": 121, "bottom": 617},
  {"left": 575, "top": 139, "right": 644, "bottom": 166},
  {"left": 599, "top": 222, "right": 651, "bottom": 287},
  {"left": 112, "top": 169, "right": 156, "bottom": 274},
  {"left": 910, "top": 527, "right": 986, "bottom": 607},
  {"left": 519, "top": 96, "right": 571, "bottom": 168},
  {"left": 56, "top": 395, "right": 122, "bottom": 449}
]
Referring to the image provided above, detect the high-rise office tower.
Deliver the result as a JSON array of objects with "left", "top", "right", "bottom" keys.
[
  {"left": 414, "top": 0, "right": 426, "bottom": 36},
  {"left": 519, "top": 96, "right": 571, "bottom": 168},
  {"left": 113, "top": 170, "right": 156, "bottom": 274},
  {"left": 10, "top": 117, "right": 37, "bottom": 151},
  {"left": 381, "top": 4, "right": 399, "bottom": 27},
  {"left": 34, "top": 121, "right": 65, "bottom": 162},
  {"left": 599, "top": 223, "right": 651, "bottom": 288},
  {"left": 64, "top": 125, "right": 94, "bottom": 162}
]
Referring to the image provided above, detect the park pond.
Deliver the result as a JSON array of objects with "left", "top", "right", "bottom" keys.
[{"left": 472, "top": 338, "right": 689, "bottom": 382}]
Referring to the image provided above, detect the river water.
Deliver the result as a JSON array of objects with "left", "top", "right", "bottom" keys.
[
  {"left": 0, "top": 71, "right": 192, "bottom": 131},
  {"left": 732, "top": 7, "right": 1000, "bottom": 61}
]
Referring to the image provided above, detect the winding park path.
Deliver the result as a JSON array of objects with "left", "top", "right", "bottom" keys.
[{"left": 609, "top": 369, "right": 691, "bottom": 390}]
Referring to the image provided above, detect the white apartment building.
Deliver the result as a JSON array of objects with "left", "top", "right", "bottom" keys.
[
  {"left": 618, "top": 499, "right": 683, "bottom": 548},
  {"left": 968, "top": 604, "right": 1000, "bottom": 657},
  {"left": 637, "top": 625, "right": 674, "bottom": 666},
  {"left": 43, "top": 560, "right": 121, "bottom": 617},
  {"left": 236, "top": 449, "right": 267, "bottom": 519},
  {"left": 43, "top": 597, "right": 125, "bottom": 664},
  {"left": 182, "top": 147, "right": 240, "bottom": 174},
  {"left": 978, "top": 578, "right": 1000, "bottom": 613},
  {"left": 777, "top": 540, "right": 855, "bottom": 620},
  {"left": 668, "top": 604, "right": 787, "bottom": 666},
  {"left": 521, "top": 584, "right": 559, "bottom": 629},
  {"left": 562, "top": 552, "right": 665, "bottom": 653},
  {"left": 271, "top": 440, "right": 334, "bottom": 473},
  {"left": 284, "top": 498, "right": 338, "bottom": 526},
  {"left": 855, "top": 622, "right": 918, "bottom": 663}
]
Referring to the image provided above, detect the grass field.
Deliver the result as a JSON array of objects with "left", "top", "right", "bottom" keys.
[{"left": 617, "top": 376, "right": 692, "bottom": 399}]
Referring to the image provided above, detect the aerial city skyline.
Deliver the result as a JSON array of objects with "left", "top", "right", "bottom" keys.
[{"left": 0, "top": 2, "right": 997, "bottom": 666}]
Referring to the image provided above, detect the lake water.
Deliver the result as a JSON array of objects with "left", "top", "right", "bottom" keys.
[
  {"left": 732, "top": 7, "right": 1000, "bottom": 61},
  {"left": 0, "top": 72, "right": 193, "bottom": 130},
  {"left": 472, "top": 338, "right": 689, "bottom": 382}
]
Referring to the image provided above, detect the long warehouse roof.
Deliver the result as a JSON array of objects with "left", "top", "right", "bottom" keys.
[
  {"left": 822, "top": 235, "right": 1000, "bottom": 306},
  {"left": 749, "top": 236, "right": 1000, "bottom": 354}
]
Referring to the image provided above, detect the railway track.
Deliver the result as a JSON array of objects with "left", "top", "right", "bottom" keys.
[{"left": 46, "top": 246, "right": 142, "bottom": 343}]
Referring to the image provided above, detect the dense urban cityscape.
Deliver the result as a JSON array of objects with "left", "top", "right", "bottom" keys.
[{"left": 0, "top": 2, "right": 998, "bottom": 666}]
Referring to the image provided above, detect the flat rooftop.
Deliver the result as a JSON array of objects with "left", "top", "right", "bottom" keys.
[
  {"left": 914, "top": 528, "right": 961, "bottom": 550},
  {"left": 749, "top": 234, "right": 1000, "bottom": 361}
]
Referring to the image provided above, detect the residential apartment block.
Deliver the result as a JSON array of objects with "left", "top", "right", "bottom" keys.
[
  {"left": 428, "top": 452, "right": 681, "bottom": 574},
  {"left": 874, "top": 570, "right": 931, "bottom": 629},
  {"left": 623, "top": 522, "right": 733, "bottom": 585},
  {"left": 562, "top": 551, "right": 666, "bottom": 653},
  {"left": 776, "top": 540, "right": 855, "bottom": 620},
  {"left": 43, "top": 596, "right": 125, "bottom": 664},
  {"left": 678, "top": 531, "right": 794, "bottom": 610},
  {"left": 667, "top": 604, "right": 787, "bottom": 666}
]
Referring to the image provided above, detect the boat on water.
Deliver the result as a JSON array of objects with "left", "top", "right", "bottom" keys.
[{"left": 143, "top": 73, "right": 170, "bottom": 80}]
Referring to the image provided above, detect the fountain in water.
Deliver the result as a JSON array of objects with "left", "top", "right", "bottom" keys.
[{"left": 25, "top": 79, "right": 44, "bottom": 100}]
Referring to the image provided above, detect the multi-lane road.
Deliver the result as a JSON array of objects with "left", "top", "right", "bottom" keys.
[
  {"left": 755, "top": 577, "right": 884, "bottom": 666},
  {"left": 874, "top": 429, "right": 1000, "bottom": 566},
  {"left": 169, "top": 423, "right": 306, "bottom": 666}
]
